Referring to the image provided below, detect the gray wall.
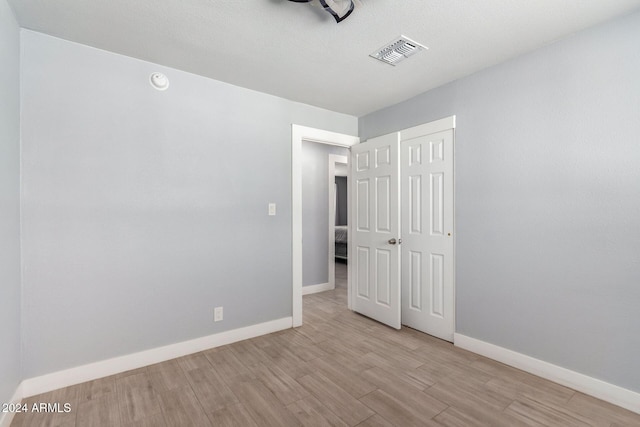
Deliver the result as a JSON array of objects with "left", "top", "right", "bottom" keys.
[
  {"left": 335, "top": 176, "right": 348, "bottom": 226},
  {"left": 360, "top": 10, "right": 640, "bottom": 392},
  {"left": 0, "top": 0, "right": 22, "bottom": 405},
  {"left": 302, "top": 141, "right": 348, "bottom": 286},
  {"left": 20, "top": 30, "right": 357, "bottom": 378}
]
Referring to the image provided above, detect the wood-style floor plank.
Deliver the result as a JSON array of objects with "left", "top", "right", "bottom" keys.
[
  {"left": 229, "top": 338, "right": 272, "bottom": 368},
  {"left": 362, "top": 364, "right": 434, "bottom": 393},
  {"left": 76, "top": 376, "right": 117, "bottom": 403},
  {"left": 359, "top": 389, "right": 441, "bottom": 427},
  {"left": 355, "top": 414, "right": 394, "bottom": 427},
  {"left": 114, "top": 367, "right": 147, "bottom": 380},
  {"left": 204, "top": 347, "right": 256, "bottom": 384},
  {"left": 485, "top": 374, "right": 576, "bottom": 407},
  {"left": 504, "top": 397, "right": 596, "bottom": 427},
  {"left": 176, "top": 352, "right": 212, "bottom": 372},
  {"left": 566, "top": 392, "right": 640, "bottom": 426},
  {"left": 208, "top": 403, "right": 259, "bottom": 427},
  {"left": 423, "top": 373, "right": 513, "bottom": 413},
  {"left": 307, "top": 355, "right": 377, "bottom": 399},
  {"left": 76, "top": 394, "right": 121, "bottom": 427},
  {"left": 115, "top": 372, "right": 162, "bottom": 425},
  {"left": 432, "top": 405, "right": 532, "bottom": 427},
  {"left": 249, "top": 362, "right": 311, "bottom": 405},
  {"left": 286, "top": 395, "right": 349, "bottom": 427},
  {"left": 298, "top": 371, "right": 375, "bottom": 426},
  {"left": 156, "top": 386, "right": 211, "bottom": 427},
  {"left": 228, "top": 380, "right": 301, "bottom": 427},
  {"left": 273, "top": 332, "right": 330, "bottom": 363},
  {"left": 261, "top": 345, "right": 316, "bottom": 380},
  {"left": 12, "top": 263, "right": 640, "bottom": 427},
  {"left": 184, "top": 367, "right": 238, "bottom": 414},
  {"left": 147, "top": 360, "right": 191, "bottom": 393},
  {"left": 360, "top": 366, "right": 447, "bottom": 416},
  {"left": 121, "top": 413, "right": 166, "bottom": 427}
]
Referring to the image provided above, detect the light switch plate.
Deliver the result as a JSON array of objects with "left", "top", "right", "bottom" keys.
[{"left": 268, "top": 203, "right": 276, "bottom": 216}]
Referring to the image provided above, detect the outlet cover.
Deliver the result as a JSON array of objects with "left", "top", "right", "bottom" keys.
[{"left": 214, "top": 306, "right": 223, "bottom": 322}]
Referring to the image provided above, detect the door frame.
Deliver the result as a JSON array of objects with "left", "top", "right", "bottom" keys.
[
  {"left": 291, "top": 125, "right": 359, "bottom": 327},
  {"left": 328, "top": 154, "right": 348, "bottom": 292}
]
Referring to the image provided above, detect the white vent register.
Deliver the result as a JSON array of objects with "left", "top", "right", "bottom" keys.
[{"left": 370, "top": 35, "right": 427, "bottom": 66}]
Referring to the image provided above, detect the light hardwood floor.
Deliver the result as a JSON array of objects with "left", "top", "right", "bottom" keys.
[{"left": 12, "top": 263, "right": 640, "bottom": 426}]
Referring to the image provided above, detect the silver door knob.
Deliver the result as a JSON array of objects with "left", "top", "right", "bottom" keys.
[{"left": 388, "top": 238, "right": 401, "bottom": 245}]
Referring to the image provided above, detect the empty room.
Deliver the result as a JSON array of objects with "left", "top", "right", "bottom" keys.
[{"left": 1, "top": 1, "right": 639, "bottom": 426}]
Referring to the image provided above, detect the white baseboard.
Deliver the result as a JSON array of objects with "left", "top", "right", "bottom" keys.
[
  {"left": 21, "top": 317, "right": 292, "bottom": 398},
  {"left": 302, "top": 282, "right": 334, "bottom": 295},
  {"left": 454, "top": 333, "right": 640, "bottom": 415},
  {"left": 0, "top": 382, "right": 23, "bottom": 427}
]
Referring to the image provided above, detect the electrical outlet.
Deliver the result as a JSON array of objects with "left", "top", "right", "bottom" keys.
[
  {"left": 214, "top": 306, "right": 223, "bottom": 322},
  {"left": 268, "top": 203, "right": 276, "bottom": 216}
]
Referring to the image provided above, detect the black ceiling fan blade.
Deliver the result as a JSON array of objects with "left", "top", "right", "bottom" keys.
[
  {"left": 318, "top": 0, "right": 354, "bottom": 23},
  {"left": 288, "top": 0, "right": 355, "bottom": 23}
]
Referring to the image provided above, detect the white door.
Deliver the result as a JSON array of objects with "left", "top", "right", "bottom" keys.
[
  {"left": 400, "top": 128, "right": 454, "bottom": 341},
  {"left": 350, "top": 132, "right": 401, "bottom": 329}
]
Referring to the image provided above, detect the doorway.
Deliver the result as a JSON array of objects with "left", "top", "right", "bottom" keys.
[
  {"left": 299, "top": 144, "right": 349, "bottom": 296},
  {"left": 291, "top": 125, "right": 359, "bottom": 327},
  {"left": 328, "top": 154, "right": 348, "bottom": 294}
]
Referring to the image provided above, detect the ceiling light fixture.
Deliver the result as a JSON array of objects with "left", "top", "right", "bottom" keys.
[
  {"left": 149, "top": 72, "right": 169, "bottom": 91},
  {"left": 288, "top": 0, "right": 361, "bottom": 23}
]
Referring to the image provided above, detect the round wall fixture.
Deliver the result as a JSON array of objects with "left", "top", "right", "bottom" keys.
[{"left": 149, "top": 72, "right": 169, "bottom": 91}]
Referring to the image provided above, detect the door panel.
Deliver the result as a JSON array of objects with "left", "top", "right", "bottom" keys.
[
  {"left": 376, "top": 249, "right": 391, "bottom": 305},
  {"left": 376, "top": 176, "right": 391, "bottom": 232},
  {"left": 430, "top": 173, "right": 442, "bottom": 234},
  {"left": 401, "top": 129, "right": 454, "bottom": 341},
  {"left": 356, "top": 247, "right": 370, "bottom": 298},
  {"left": 350, "top": 133, "right": 401, "bottom": 329},
  {"left": 356, "top": 179, "right": 370, "bottom": 231},
  {"left": 430, "top": 253, "right": 445, "bottom": 317},
  {"left": 409, "top": 175, "right": 422, "bottom": 234},
  {"left": 409, "top": 251, "right": 422, "bottom": 310}
]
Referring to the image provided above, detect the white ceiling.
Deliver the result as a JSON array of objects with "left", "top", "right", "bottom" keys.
[{"left": 9, "top": 0, "right": 640, "bottom": 116}]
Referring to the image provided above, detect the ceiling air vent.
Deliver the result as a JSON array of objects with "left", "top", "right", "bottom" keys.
[{"left": 370, "top": 35, "right": 428, "bottom": 66}]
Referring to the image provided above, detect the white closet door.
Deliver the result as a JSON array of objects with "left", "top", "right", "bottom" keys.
[
  {"left": 350, "top": 132, "right": 401, "bottom": 329},
  {"left": 400, "top": 128, "right": 454, "bottom": 341}
]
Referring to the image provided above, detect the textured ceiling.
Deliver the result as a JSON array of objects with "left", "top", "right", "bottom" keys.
[{"left": 9, "top": 0, "right": 640, "bottom": 116}]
